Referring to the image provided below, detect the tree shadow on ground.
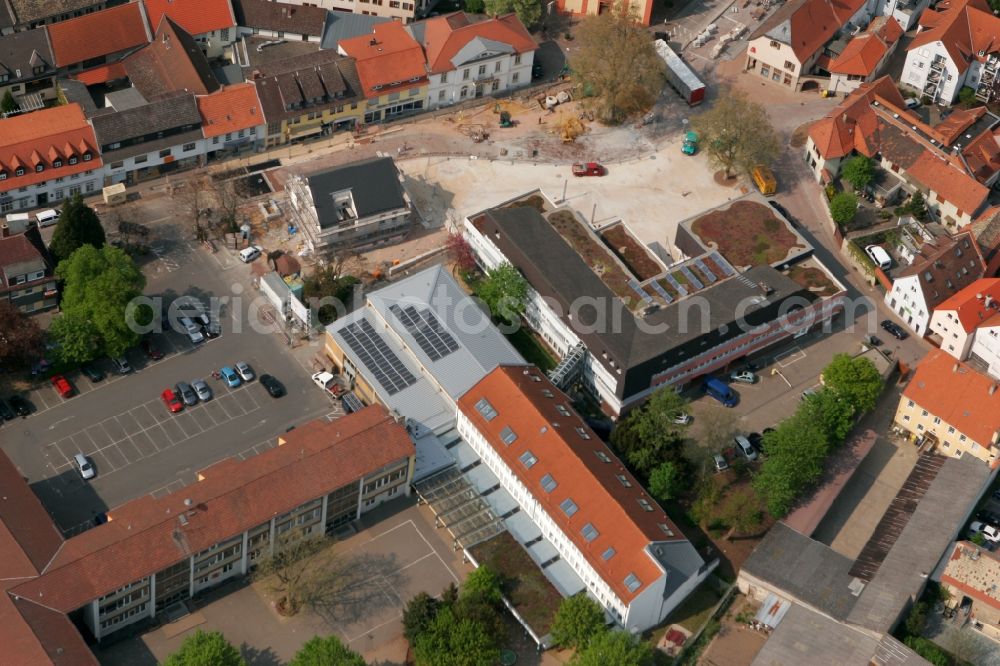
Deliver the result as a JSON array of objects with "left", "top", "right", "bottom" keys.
[
  {"left": 240, "top": 643, "right": 282, "bottom": 666},
  {"left": 306, "top": 552, "right": 408, "bottom": 627}
]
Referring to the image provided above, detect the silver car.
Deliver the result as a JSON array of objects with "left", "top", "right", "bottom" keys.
[
  {"left": 175, "top": 381, "right": 198, "bottom": 406},
  {"left": 234, "top": 361, "right": 255, "bottom": 382},
  {"left": 729, "top": 370, "right": 758, "bottom": 384},
  {"left": 192, "top": 379, "right": 213, "bottom": 401}
]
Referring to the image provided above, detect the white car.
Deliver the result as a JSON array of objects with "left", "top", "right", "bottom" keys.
[
  {"left": 673, "top": 413, "right": 693, "bottom": 425},
  {"left": 734, "top": 435, "right": 758, "bottom": 461},
  {"left": 312, "top": 371, "right": 339, "bottom": 394},
  {"left": 971, "top": 521, "right": 1000, "bottom": 543},
  {"left": 239, "top": 245, "right": 262, "bottom": 263},
  {"left": 74, "top": 453, "right": 95, "bottom": 480},
  {"left": 234, "top": 361, "right": 255, "bottom": 382},
  {"left": 729, "top": 370, "right": 758, "bottom": 385},
  {"left": 904, "top": 97, "right": 921, "bottom": 109}
]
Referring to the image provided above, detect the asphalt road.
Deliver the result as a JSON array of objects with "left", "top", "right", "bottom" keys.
[{"left": 1, "top": 223, "right": 336, "bottom": 535}]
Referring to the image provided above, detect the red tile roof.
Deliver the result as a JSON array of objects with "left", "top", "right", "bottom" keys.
[
  {"left": 808, "top": 77, "right": 904, "bottom": 159},
  {"left": 45, "top": 2, "right": 150, "bottom": 67},
  {"left": 420, "top": 12, "right": 536, "bottom": 75},
  {"left": 72, "top": 62, "right": 128, "bottom": 85},
  {"left": 933, "top": 278, "right": 1000, "bottom": 333},
  {"left": 906, "top": 153, "right": 990, "bottom": 217},
  {"left": 457, "top": 366, "right": 690, "bottom": 604},
  {"left": 750, "top": 0, "right": 869, "bottom": 62},
  {"left": 13, "top": 405, "right": 413, "bottom": 612},
  {"left": 0, "top": 104, "right": 101, "bottom": 191},
  {"left": 142, "top": 0, "right": 236, "bottom": 36},
  {"left": 902, "top": 349, "right": 1000, "bottom": 448},
  {"left": 338, "top": 22, "right": 426, "bottom": 97},
  {"left": 828, "top": 16, "right": 902, "bottom": 76},
  {"left": 908, "top": 0, "right": 1000, "bottom": 75},
  {"left": 125, "top": 16, "right": 220, "bottom": 98},
  {"left": 197, "top": 83, "right": 263, "bottom": 137}
]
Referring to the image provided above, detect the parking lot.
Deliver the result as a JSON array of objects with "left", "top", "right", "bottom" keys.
[{"left": 0, "top": 224, "right": 338, "bottom": 536}]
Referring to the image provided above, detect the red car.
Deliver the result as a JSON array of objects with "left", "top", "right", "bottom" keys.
[
  {"left": 572, "top": 162, "right": 605, "bottom": 177},
  {"left": 141, "top": 339, "right": 164, "bottom": 360},
  {"left": 161, "top": 388, "right": 184, "bottom": 413},
  {"left": 51, "top": 375, "right": 74, "bottom": 398}
]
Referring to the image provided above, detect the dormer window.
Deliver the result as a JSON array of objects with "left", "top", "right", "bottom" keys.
[
  {"left": 82, "top": 152, "right": 92, "bottom": 161},
  {"left": 68, "top": 156, "right": 78, "bottom": 165},
  {"left": 0, "top": 171, "right": 6, "bottom": 180},
  {"left": 35, "top": 164, "right": 44, "bottom": 172},
  {"left": 53, "top": 159, "right": 62, "bottom": 168},
  {"left": 15, "top": 167, "right": 25, "bottom": 176}
]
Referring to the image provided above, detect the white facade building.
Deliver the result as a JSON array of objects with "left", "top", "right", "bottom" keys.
[{"left": 970, "top": 317, "right": 1000, "bottom": 380}]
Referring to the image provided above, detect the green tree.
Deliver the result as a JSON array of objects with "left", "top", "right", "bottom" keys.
[
  {"left": 799, "top": 389, "right": 855, "bottom": 447},
  {"left": 0, "top": 300, "right": 46, "bottom": 370},
  {"left": 464, "top": 0, "right": 485, "bottom": 11},
  {"left": 49, "top": 194, "right": 107, "bottom": 264},
  {"left": 829, "top": 192, "right": 858, "bottom": 227},
  {"left": 569, "top": 2, "right": 665, "bottom": 124},
  {"left": 163, "top": 630, "right": 245, "bottom": 666},
  {"left": 0, "top": 90, "right": 17, "bottom": 114},
  {"left": 289, "top": 635, "right": 365, "bottom": 666},
  {"left": 571, "top": 629, "right": 654, "bottom": 666},
  {"left": 906, "top": 190, "right": 928, "bottom": 221},
  {"left": 721, "top": 487, "right": 762, "bottom": 541},
  {"left": 552, "top": 593, "right": 608, "bottom": 650},
  {"left": 413, "top": 606, "right": 500, "bottom": 666},
  {"left": 51, "top": 245, "right": 146, "bottom": 363},
  {"left": 477, "top": 262, "right": 527, "bottom": 324},
  {"left": 692, "top": 88, "right": 780, "bottom": 178},
  {"left": 903, "top": 637, "right": 949, "bottom": 666},
  {"left": 302, "top": 250, "right": 361, "bottom": 325},
  {"left": 690, "top": 476, "right": 724, "bottom": 528},
  {"left": 482, "top": 0, "right": 540, "bottom": 27},
  {"left": 752, "top": 414, "right": 829, "bottom": 517},
  {"left": 633, "top": 387, "right": 690, "bottom": 444},
  {"left": 610, "top": 387, "right": 689, "bottom": 478},
  {"left": 821, "top": 353, "right": 882, "bottom": 413},
  {"left": 958, "top": 85, "right": 977, "bottom": 107},
  {"left": 904, "top": 601, "right": 927, "bottom": 638},
  {"left": 648, "top": 461, "right": 683, "bottom": 502},
  {"left": 462, "top": 565, "right": 503, "bottom": 606},
  {"left": 403, "top": 592, "right": 441, "bottom": 644},
  {"left": 841, "top": 155, "right": 874, "bottom": 191}
]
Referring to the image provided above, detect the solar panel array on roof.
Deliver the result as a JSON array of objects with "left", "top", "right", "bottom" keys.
[
  {"left": 680, "top": 265, "right": 704, "bottom": 290},
  {"left": 694, "top": 258, "right": 717, "bottom": 284},
  {"left": 340, "top": 318, "right": 417, "bottom": 395},
  {"left": 388, "top": 304, "right": 460, "bottom": 362},
  {"left": 628, "top": 278, "right": 653, "bottom": 303},
  {"left": 649, "top": 280, "right": 674, "bottom": 303},
  {"left": 664, "top": 272, "right": 688, "bottom": 297},
  {"left": 710, "top": 252, "right": 735, "bottom": 276}
]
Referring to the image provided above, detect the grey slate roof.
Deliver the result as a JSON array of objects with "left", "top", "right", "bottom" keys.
[
  {"left": 248, "top": 46, "right": 362, "bottom": 124},
  {"left": 476, "top": 205, "right": 812, "bottom": 373},
  {"left": 320, "top": 11, "right": 391, "bottom": 50},
  {"left": 451, "top": 36, "right": 512, "bottom": 67},
  {"left": 104, "top": 87, "right": 148, "bottom": 111},
  {"left": 9, "top": 0, "right": 102, "bottom": 24},
  {"left": 55, "top": 76, "right": 98, "bottom": 115},
  {"left": 846, "top": 453, "right": 989, "bottom": 634},
  {"left": 91, "top": 92, "right": 201, "bottom": 146},
  {"left": 234, "top": 0, "right": 327, "bottom": 37},
  {"left": 304, "top": 156, "right": 406, "bottom": 226},
  {"left": 742, "top": 522, "right": 860, "bottom": 621},
  {"left": 213, "top": 62, "right": 245, "bottom": 86},
  {"left": 0, "top": 28, "right": 53, "bottom": 83}
]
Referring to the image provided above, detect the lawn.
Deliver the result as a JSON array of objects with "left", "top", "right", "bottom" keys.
[
  {"left": 665, "top": 581, "right": 723, "bottom": 633},
  {"left": 691, "top": 201, "right": 803, "bottom": 267},
  {"left": 469, "top": 531, "right": 563, "bottom": 637},
  {"left": 547, "top": 209, "right": 638, "bottom": 310},
  {"left": 787, "top": 265, "right": 841, "bottom": 296},
  {"left": 601, "top": 223, "right": 663, "bottom": 281},
  {"left": 506, "top": 325, "right": 557, "bottom": 371}
]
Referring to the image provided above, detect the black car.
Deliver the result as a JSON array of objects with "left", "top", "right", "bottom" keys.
[
  {"left": 880, "top": 320, "right": 908, "bottom": 340},
  {"left": 0, "top": 398, "right": 14, "bottom": 421},
  {"left": 80, "top": 362, "right": 105, "bottom": 382},
  {"left": 260, "top": 374, "right": 285, "bottom": 398},
  {"left": 8, "top": 395, "right": 31, "bottom": 417},
  {"left": 203, "top": 319, "right": 222, "bottom": 338}
]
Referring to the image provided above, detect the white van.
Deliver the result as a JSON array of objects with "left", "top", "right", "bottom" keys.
[
  {"left": 5, "top": 213, "right": 32, "bottom": 233},
  {"left": 35, "top": 209, "right": 60, "bottom": 227},
  {"left": 239, "top": 245, "right": 262, "bottom": 263},
  {"left": 865, "top": 244, "right": 892, "bottom": 270}
]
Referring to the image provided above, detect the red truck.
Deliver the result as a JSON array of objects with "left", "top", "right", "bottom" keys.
[{"left": 572, "top": 162, "right": 605, "bottom": 177}]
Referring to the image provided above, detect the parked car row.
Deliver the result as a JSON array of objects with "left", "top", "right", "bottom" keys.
[
  {"left": 714, "top": 431, "right": 768, "bottom": 472},
  {"left": 161, "top": 363, "right": 284, "bottom": 413}
]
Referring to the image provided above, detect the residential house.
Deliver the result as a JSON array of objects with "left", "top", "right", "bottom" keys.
[
  {"left": 233, "top": 0, "right": 327, "bottom": 43},
  {"left": 93, "top": 93, "right": 206, "bottom": 185},
  {"left": 0, "top": 225, "right": 57, "bottom": 312},
  {"left": 806, "top": 77, "right": 1000, "bottom": 227},
  {"left": 45, "top": 2, "right": 150, "bottom": 82},
  {"left": 123, "top": 17, "right": 220, "bottom": 100},
  {"left": 554, "top": 0, "right": 655, "bottom": 26},
  {"left": 140, "top": 0, "right": 237, "bottom": 59},
  {"left": 927, "top": 278, "right": 1000, "bottom": 359},
  {"left": 745, "top": 0, "right": 874, "bottom": 91},
  {"left": 338, "top": 21, "right": 427, "bottom": 124},
  {"left": 197, "top": 83, "right": 266, "bottom": 157},
  {"left": 287, "top": 156, "right": 410, "bottom": 250},
  {"left": 901, "top": 0, "right": 1000, "bottom": 105},
  {"left": 0, "top": 405, "right": 414, "bottom": 645},
  {"left": 412, "top": 12, "right": 535, "bottom": 109},
  {"left": 939, "top": 542, "right": 1000, "bottom": 641},
  {"left": 0, "top": 28, "right": 56, "bottom": 110},
  {"left": 882, "top": 0, "right": 932, "bottom": 30},
  {"left": 319, "top": 11, "right": 390, "bottom": 51},
  {"left": 276, "top": 0, "right": 425, "bottom": 25},
  {"left": 827, "top": 16, "right": 902, "bottom": 94},
  {"left": 456, "top": 366, "right": 713, "bottom": 632},
  {"left": 248, "top": 48, "right": 363, "bottom": 146},
  {"left": 885, "top": 231, "right": 985, "bottom": 336},
  {"left": 0, "top": 103, "right": 101, "bottom": 213},
  {"left": 969, "top": 310, "right": 1000, "bottom": 380},
  {"left": 463, "top": 191, "right": 846, "bottom": 416},
  {"left": 1, "top": 0, "right": 111, "bottom": 34},
  {"left": 894, "top": 349, "right": 1000, "bottom": 465}
]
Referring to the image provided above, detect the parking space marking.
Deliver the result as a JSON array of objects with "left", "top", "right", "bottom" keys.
[
  {"left": 117, "top": 412, "right": 143, "bottom": 437},
  {"left": 102, "top": 416, "right": 127, "bottom": 443},
  {"left": 172, "top": 411, "right": 203, "bottom": 439},
  {"left": 102, "top": 444, "right": 128, "bottom": 471},
  {"left": 158, "top": 418, "right": 187, "bottom": 443},
  {"left": 90, "top": 449, "right": 117, "bottom": 473},
  {"left": 775, "top": 346, "right": 806, "bottom": 367},
  {"left": 129, "top": 430, "right": 159, "bottom": 457},
  {"left": 117, "top": 437, "right": 145, "bottom": 464},
  {"left": 132, "top": 404, "right": 158, "bottom": 430},
  {"left": 85, "top": 423, "right": 113, "bottom": 448},
  {"left": 190, "top": 408, "right": 216, "bottom": 430}
]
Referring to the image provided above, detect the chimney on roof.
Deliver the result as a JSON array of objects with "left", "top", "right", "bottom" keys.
[
  {"left": 986, "top": 296, "right": 994, "bottom": 309},
  {"left": 370, "top": 37, "right": 378, "bottom": 46},
  {"left": 991, "top": 384, "right": 998, "bottom": 395},
  {"left": 1, "top": 224, "right": 8, "bottom": 239},
  {"left": 953, "top": 363, "right": 960, "bottom": 372}
]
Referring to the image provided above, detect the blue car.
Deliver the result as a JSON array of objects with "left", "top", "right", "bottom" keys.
[{"left": 220, "top": 366, "right": 241, "bottom": 388}]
